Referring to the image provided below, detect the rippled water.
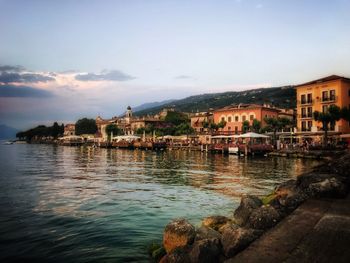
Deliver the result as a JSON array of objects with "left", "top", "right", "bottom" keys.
[{"left": 0, "top": 143, "right": 320, "bottom": 262}]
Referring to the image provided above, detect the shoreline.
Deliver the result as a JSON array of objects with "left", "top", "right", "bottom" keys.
[{"left": 152, "top": 150, "right": 350, "bottom": 262}]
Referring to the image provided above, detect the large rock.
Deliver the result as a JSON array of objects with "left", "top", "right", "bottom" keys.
[
  {"left": 246, "top": 205, "right": 280, "bottom": 230},
  {"left": 308, "top": 177, "right": 348, "bottom": 198},
  {"left": 270, "top": 179, "right": 308, "bottom": 214},
  {"left": 202, "top": 215, "right": 231, "bottom": 231},
  {"left": 163, "top": 219, "right": 196, "bottom": 254},
  {"left": 189, "top": 238, "right": 222, "bottom": 263},
  {"left": 160, "top": 246, "right": 191, "bottom": 263},
  {"left": 195, "top": 226, "right": 222, "bottom": 241},
  {"left": 233, "top": 195, "right": 262, "bottom": 226},
  {"left": 221, "top": 224, "right": 260, "bottom": 258}
]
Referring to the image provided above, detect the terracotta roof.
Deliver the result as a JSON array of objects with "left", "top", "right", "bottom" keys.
[
  {"left": 214, "top": 104, "right": 279, "bottom": 113},
  {"left": 295, "top": 75, "right": 350, "bottom": 87}
]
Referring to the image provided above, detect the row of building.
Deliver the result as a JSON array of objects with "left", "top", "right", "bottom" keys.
[{"left": 64, "top": 75, "right": 350, "bottom": 141}]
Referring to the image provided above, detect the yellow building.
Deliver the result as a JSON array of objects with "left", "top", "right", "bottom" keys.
[{"left": 296, "top": 75, "right": 350, "bottom": 134}]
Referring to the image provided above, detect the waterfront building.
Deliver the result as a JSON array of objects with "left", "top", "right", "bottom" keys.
[
  {"left": 213, "top": 104, "right": 280, "bottom": 134},
  {"left": 63, "top": 124, "right": 76, "bottom": 136},
  {"left": 296, "top": 75, "right": 350, "bottom": 135},
  {"left": 190, "top": 112, "right": 213, "bottom": 133}
]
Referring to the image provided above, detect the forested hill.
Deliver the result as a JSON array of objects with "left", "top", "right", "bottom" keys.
[{"left": 134, "top": 86, "right": 296, "bottom": 116}]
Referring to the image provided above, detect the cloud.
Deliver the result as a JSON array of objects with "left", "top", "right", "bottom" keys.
[
  {"left": 0, "top": 84, "right": 53, "bottom": 98},
  {"left": 174, "top": 75, "right": 193, "bottom": 79},
  {"left": 0, "top": 65, "right": 25, "bottom": 72},
  {"left": 75, "top": 70, "right": 136, "bottom": 82},
  {"left": 0, "top": 65, "right": 55, "bottom": 84},
  {"left": 0, "top": 72, "right": 55, "bottom": 83}
]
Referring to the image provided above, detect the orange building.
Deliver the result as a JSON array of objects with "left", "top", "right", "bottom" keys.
[
  {"left": 213, "top": 104, "right": 280, "bottom": 134},
  {"left": 296, "top": 75, "right": 350, "bottom": 134}
]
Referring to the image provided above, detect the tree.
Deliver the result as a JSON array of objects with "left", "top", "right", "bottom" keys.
[
  {"left": 52, "top": 122, "right": 61, "bottom": 138},
  {"left": 105, "top": 124, "right": 122, "bottom": 141},
  {"left": 164, "top": 111, "right": 189, "bottom": 126},
  {"left": 75, "top": 118, "right": 97, "bottom": 135},
  {"left": 341, "top": 106, "right": 350, "bottom": 123},
  {"left": 251, "top": 119, "right": 261, "bottom": 133},
  {"left": 217, "top": 120, "right": 226, "bottom": 130},
  {"left": 174, "top": 123, "right": 194, "bottom": 135},
  {"left": 313, "top": 105, "right": 341, "bottom": 146},
  {"left": 264, "top": 117, "right": 292, "bottom": 146},
  {"left": 242, "top": 120, "right": 250, "bottom": 133}
]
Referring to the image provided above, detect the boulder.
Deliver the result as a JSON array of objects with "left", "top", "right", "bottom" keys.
[
  {"left": 195, "top": 226, "right": 222, "bottom": 241},
  {"left": 221, "top": 224, "right": 260, "bottom": 258},
  {"left": 163, "top": 219, "right": 196, "bottom": 254},
  {"left": 189, "top": 238, "right": 222, "bottom": 263},
  {"left": 233, "top": 195, "right": 262, "bottom": 226},
  {"left": 246, "top": 205, "right": 280, "bottom": 230},
  {"left": 160, "top": 246, "right": 191, "bottom": 263},
  {"left": 202, "top": 216, "right": 231, "bottom": 231},
  {"left": 308, "top": 177, "right": 348, "bottom": 198}
]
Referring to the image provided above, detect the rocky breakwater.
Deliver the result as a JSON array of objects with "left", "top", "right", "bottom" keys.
[{"left": 150, "top": 151, "right": 350, "bottom": 263}]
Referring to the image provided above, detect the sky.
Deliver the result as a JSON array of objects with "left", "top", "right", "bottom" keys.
[{"left": 0, "top": 0, "right": 350, "bottom": 129}]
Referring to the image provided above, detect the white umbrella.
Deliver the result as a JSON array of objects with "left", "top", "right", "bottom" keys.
[{"left": 239, "top": 132, "right": 270, "bottom": 138}]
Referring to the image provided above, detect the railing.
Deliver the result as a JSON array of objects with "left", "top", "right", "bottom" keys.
[
  {"left": 320, "top": 96, "right": 337, "bottom": 103},
  {"left": 297, "top": 99, "right": 313, "bottom": 105}
]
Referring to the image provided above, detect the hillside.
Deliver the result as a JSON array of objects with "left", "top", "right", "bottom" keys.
[{"left": 134, "top": 86, "right": 296, "bottom": 116}]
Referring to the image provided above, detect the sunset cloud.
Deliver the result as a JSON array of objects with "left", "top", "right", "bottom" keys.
[{"left": 75, "top": 70, "right": 136, "bottom": 82}]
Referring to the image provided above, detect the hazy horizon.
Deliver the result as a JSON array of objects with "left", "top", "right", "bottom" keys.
[{"left": 1, "top": 0, "right": 350, "bottom": 129}]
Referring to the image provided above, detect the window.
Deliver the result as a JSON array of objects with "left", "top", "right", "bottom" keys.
[
  {"left": 301, "top": 108, "right": 306, "bottom": 118},
  {"left": 234, "top": 126, "right": 238, "bottom": 134},
  {"left": 250, "top": 115, "right": 254, "bottom": 121},
  {"left": 221, "top": 117, "right": 225, "bottom": 122},
  {"left": 307, "top": 107, "right": 312, "bottom": 117},
  {"left": 348, "top": 89, "right": 350, "bottom": 97},
  {"left": 228, "top": 116, "right": 232, "bottom": 122},
  {"left": 322, "top": 91, "right": 328, "bottom": 101},
  {"left": 228, "top": 126, "right": 231, "bottom": 131},
  {"left": 307, "top": 121, "right": 312, "bottom": 130},
  {"left": 242, "top": 115, "right": 246, "bottom": 121},
  {"left": 235, "top": 116, "right": 239, "bottom": 122},
  {"left": 301, "top": 94, "right": 306, "bottom": 104},
  {"left": 307, "top": 93, "right": 312, "bottom": 103},
  {"left": 330, "top": 90, "right": 335, "bottom": 101},
  {"left": 322, "top": 105, "right": 328, "bottom": 113},
  {"left": 301, "top": 121, "right": 307, "bottom": 131}
]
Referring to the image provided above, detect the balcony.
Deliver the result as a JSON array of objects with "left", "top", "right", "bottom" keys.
[
  {"left": 320, "top": 96, "right": 337, "bottom": 103},
  {"left": 299, "top": 114, "right": 313, "bottom": 119},
  {"left": 297, "top": 99, "right": 313, "bottom": 105}
]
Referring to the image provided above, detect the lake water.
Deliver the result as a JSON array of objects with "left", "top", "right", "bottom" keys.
[{"left": 0, "top": 143, "right": 320, "bottom": 262}]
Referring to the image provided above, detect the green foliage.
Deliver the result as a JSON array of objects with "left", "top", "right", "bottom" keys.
[
  {"left": 341, "top": 106, "right": 350, "bottom": 122},
  {"left": 242, "top": 120, "right": 250, "bottom": 133},
  {"left": 105, "top": 124, "right": 122, "bottom": 140},
  {"left": 164, "top": 111, "right": 189, "bottom": 126},
  {"left": 264, "top": 117, "right": 292, "bottom": 145},
  {"left": 209, "top": 123, "right": 219, "bottom": 131},
  {"left": 313, "top": 105, "right": 341, "bottom": 146},
  {"left": 261, "top": 192, "right": 277, "bottom": 205},
  {"left": 252, "top": 119, "right": 261, "bottom": 133},
  {"left": 16, "top": 122, "right": 64, "bottom": 140},
  {"left": 75, "top": 118, "right": 97, "bottom": 135},
  {"left": 217, "top": 120, "right": 226, "bottom": 129},
  {"left": 174, "top": 123, "right": 194, "bottom": 135},
  {"left": 202, "top": 121, "right": 209, "bottom": 129}
]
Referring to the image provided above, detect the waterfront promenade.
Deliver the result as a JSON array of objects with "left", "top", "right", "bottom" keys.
[{"left": 228, "top": 194, "right": 350, "bottom": 263}]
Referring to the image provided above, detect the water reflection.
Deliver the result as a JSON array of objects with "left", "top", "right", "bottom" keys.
[{"left": 0, "top": 144, "right": 320, "bottom": 262}]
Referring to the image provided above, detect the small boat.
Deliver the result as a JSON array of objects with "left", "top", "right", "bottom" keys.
[{"left": 3, "top": 141, "right": 14, "bottom": 145}]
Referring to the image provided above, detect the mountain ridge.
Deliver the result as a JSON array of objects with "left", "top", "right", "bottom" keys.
[{"left": 133, "top": 86, "right": 296, "bottom": 116}]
